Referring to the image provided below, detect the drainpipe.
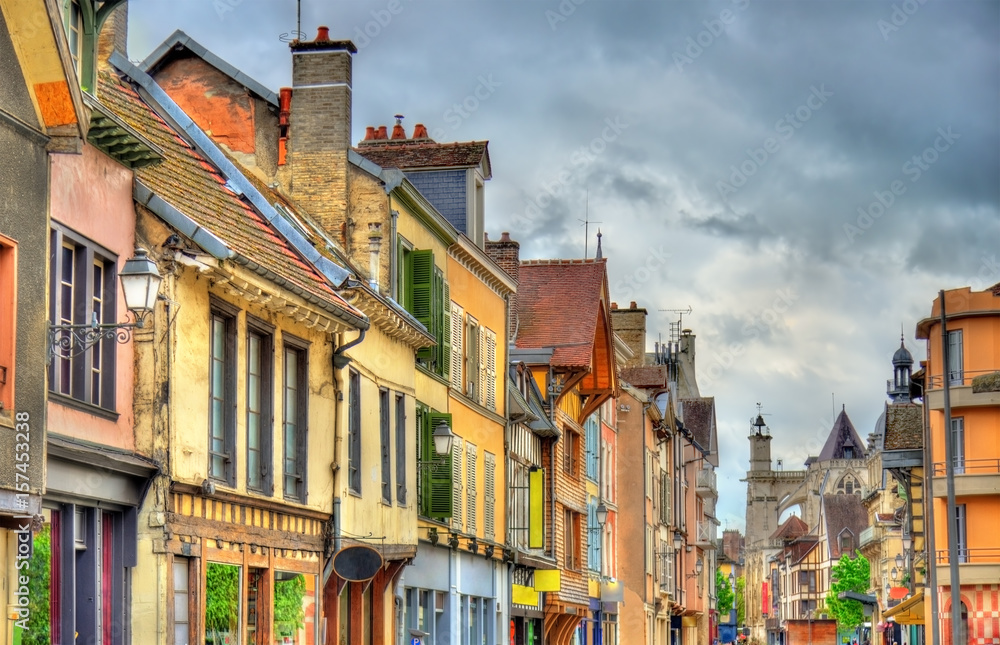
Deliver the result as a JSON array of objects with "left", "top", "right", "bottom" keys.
[
  {"left": 389, "top": 205, "right": 399, "bottom": 301},
  {"left": 922, "top": 374, "right": 940, "bottom": 645},
  {"left": 939, "top": 292, "right": 961, "bottom": 645}
]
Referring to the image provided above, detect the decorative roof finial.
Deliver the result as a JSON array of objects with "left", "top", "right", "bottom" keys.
[{"left": 595, "top": 229, "right": 603, "bottom": 259}]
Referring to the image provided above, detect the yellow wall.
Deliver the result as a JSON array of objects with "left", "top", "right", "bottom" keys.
[{"left": 169, "top": 269, "right": 337, "bottom": 513}]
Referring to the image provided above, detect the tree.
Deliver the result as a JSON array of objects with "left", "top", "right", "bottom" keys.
[
  {"left": 826, "top": 551, "right": 871, "bottom": 631},
  {"left": 20, "top": 525, "right": 51, "bottom": 645},
  {"left": 736, "top": 575, "right": 746, "bottom": 626},
  {"left": 717, "top": 568, "right": 735, "bottom": 615}
]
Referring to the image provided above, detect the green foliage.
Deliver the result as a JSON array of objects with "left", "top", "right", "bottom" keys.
[
  {"left": 826, "top": 551, "right": 871, "bottom": 631},
  {"left": 273, "top": 573, "right": 306, "bottom": 638},
  {"left": 205, "top": 563, "right": 240, "bottom": 644},
  {"left": 736, "top": 575, "right": 746, "bottom": 626},
  {"left": 19, "top": 525, "right": 51, "bottom": 645},
  {"left": 717, "top": 568, "right": 735, "bottom": 614}
]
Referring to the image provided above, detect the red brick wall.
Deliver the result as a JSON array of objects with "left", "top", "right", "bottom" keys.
[{"left": 484, "top": 233, "right": 519, "bottom": 340}]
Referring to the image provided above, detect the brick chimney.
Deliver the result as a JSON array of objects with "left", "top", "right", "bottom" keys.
[
  {"left": 97, "top": 2, "right": 128, "bottom": 66},
  {"left": 610, "top": 302, "right": 647, "bottom": 368},
  {"left": 287, "top": 27, "right": 357, "bottom": 235},
  {"left": 485, "top": 232, "right": 520, "bottom": 341}
]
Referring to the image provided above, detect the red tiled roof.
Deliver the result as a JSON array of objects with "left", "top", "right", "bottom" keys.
[
  {"left": 770, "top": 515, "right": 809, "bottom": 541},
  {"left": 355, "top": 140, "right": 488, "bottom": 170},
  {"left": 98, "top": 71, "right": 360, "bottom": 318},
  {"left": 515, "top": 259, "right": 608, "bottom": 368}
]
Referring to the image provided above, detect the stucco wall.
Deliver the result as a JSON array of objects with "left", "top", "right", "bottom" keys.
[
  {"left": 0, "top": 8, "right": 48, "bottom": 494},
  {"left": 47, "top": 144, "right": 138, "bottom": 450}
]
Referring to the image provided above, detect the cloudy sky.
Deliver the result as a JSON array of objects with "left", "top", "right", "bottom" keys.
[{"left": 127, "top": 0, "right": 999, "bottom": 532}]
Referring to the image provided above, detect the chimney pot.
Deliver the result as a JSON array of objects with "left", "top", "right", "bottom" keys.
[
  {"left": 630, "top": 301, "right": 637, "bottom": 309},
  {"left": 316, "top": 26, "right": 330, "bottom": 41},
  {"left": 412, "top": 123, "right": 429, "bottom": 139},
  {"left": 391, "top": 124, "right": 406, "bottom": 139},
  {"left": 611, "top": 302, "right": 619, "bottom": 310},
  {"left": 376, "top": 126, "right": 388, "bottom": 140},
  {"left": 499, "top": 232, "right": 511, "bottom": 242},
  {"left": 364, "top": 126, "right": 375, "bottom": 140}
]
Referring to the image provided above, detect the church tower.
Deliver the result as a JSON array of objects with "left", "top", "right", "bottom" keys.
[
  {"left": 887, "top": 334, "right": 914, "bottom": 403},
  {"left": 749, "top": 410, "right": 772, "bottom": 472}
]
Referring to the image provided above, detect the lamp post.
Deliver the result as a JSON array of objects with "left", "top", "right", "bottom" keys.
[{"left": 48, "top": 247, "right": 162, "bottom": 363}]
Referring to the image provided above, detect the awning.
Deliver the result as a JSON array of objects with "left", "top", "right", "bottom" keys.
[{"left": 883, "top": 590, "right": 924, "bottom": 625}]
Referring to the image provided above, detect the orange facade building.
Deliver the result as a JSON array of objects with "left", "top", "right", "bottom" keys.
[{"left": 916, "top": 284, "right": 1000, "bottom": 645}]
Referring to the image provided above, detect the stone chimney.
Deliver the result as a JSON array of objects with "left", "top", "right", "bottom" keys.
[
  {"left": 484, "top": 232, "right": 520, "bottom": 341},
  {"left": 97, "top": 2, "right": 128, "bottom": 66},
  {"left": 287, "top": 27, "right": 357, "bottom": 236},
  {"left": 676, "top": 329, "right": 700, "bottom": 398},
  {"left": 610, "top": 302, "right": 647, "bottom": 368}
]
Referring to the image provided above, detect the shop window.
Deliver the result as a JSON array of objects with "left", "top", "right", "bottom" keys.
[
  {"left": 205, "top": 562, "right": 241, "bottom": 644},
  {"left": 274, "top": 571, "right": 317, "bottom": 644},
  {"left": 174, "top": 558, "right": 191, "bottom": 645}
]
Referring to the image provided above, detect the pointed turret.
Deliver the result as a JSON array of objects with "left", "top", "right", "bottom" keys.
[
  {"left": 818, "top": 406, "right": 866, "bottom": 461},
  {"left": 888, "top": 333, "right": 914, "bottom": 403}
]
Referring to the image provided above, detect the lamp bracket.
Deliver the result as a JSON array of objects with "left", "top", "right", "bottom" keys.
[{"left": 47, "top": 314, "right": 149, "bottom": 365}]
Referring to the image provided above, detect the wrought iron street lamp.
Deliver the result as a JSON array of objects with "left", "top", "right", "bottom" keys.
[{"left": 48, "top": 247, "right": 162, "bottom": 363}]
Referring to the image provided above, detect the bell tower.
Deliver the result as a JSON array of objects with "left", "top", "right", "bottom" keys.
[{"left": 749, "top": 408, "right": 772, "bottom": 472}]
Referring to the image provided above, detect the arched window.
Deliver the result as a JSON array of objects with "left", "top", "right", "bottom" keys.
[{"left": 836, "top": 475, "right": 859, "bottom": 495}]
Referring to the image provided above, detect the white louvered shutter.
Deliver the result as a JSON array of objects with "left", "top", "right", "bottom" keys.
[
  {"left": 485, "top": 329, "right": 497, "bottom": 410},
  {"left": 450, "top": 302, "right": 463, "bottom": 390},
  {"left": 452, "top": 437, "right": 464, "bottom": 531},
  {"left": 484, "top": 452, "right": 496, "bottom": 541},
  {"left": 466, "top": 443, "right": 477, "bottom": 534}
]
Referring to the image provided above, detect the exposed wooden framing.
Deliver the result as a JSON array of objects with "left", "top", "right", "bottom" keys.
[{"left": 166, "top": 512, "right": 323, "bottom": 552}]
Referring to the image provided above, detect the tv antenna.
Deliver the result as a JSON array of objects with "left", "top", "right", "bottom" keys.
[
  {"left": 578, "top": 188, "right": 602, "bottom": 259},
  {"left": 659, "top": 306, "right": 692, "bottom": 342}
]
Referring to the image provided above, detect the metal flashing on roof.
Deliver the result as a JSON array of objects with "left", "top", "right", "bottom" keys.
[
  {"left": 510, "top": 347, "right": 555, "bottom": 365},
  {"left": 140, "top": 30, "right": 280, "bottom": 107},
  {"left": 111, "top": 52, "right": 356, "bottom": 295}
]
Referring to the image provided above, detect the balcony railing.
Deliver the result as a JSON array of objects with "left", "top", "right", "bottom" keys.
[
  {"left": 696, "top": 468, "right": 717, "bottom": 498},
  {"left": 925, "top": 368, "right": 1000, "bottom": 391},
  {"left": 859, "top": 525, "right": 880, "bottom": 548},
  {"left": 695, "top": 519, "right": 717, "bottom": 547},
  {"left": 932, "top": 458, "right": 1000, "bottom": 477},
  {"left": 935, "top": 547, "right": 1000, "bottom": 565}
]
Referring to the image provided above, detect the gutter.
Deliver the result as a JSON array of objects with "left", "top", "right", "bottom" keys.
[{"left": 110, "top": 52, "right": 358, "bottom": 297}]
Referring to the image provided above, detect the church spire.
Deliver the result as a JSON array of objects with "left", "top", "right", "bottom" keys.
[{"left": 595, "top": 228, "right": 603, "bottom": 259}]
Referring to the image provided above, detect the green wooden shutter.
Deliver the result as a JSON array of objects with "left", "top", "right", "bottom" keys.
[
  {"left": 440, "top": 275, "right": 450, "bottom": 378},
  {"left": 412, "top": 250, "right": 435, "bottom": 362},
  {"left": 424, "top": 411, "right": 453, "bottom": 520}
]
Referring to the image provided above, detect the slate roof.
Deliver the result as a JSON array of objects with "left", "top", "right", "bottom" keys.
[
  {"left": 883, "top": 403, "right": 923, "bottom": 451},
  {"left": 98, "top": 70, "right": 362, "bottom": 320},
  {"left": 785, "top": 538, "right": 820, "bottom": 565},
  {"left": 514, "top": 259, "right": 608, "bottom": 368},
  {"left": 619, "top": 365, "right": 669, "bottom": 389},
  {"left": 681, "top": 397, "right": 716, "bottom": 453},
  {"left": 823, "top": 493, "right": 869, "bottom": 559},
  {"left": 818, "top": 408, "right": 867, "bottom": 461},
  {"left": 355, "top": 140, "right": 490, "bottom": 174}
]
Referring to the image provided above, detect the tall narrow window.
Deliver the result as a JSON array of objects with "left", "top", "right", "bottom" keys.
[
  {"left": 466, "top": 443, "right": 477, "bottom": 534},
  {"left": 208, "top": 300, "right": 237, "bottom": 486},
  {"left": 465, "top": 316, "right": 481, "bottom": 401},
  {"left": 395, "top": 394, "right": 407, "bottom": 504},
  {"left": 484, "top": 328, "right": 497, "bottom": 410},
  {"left": 947, "top": 329, "right": 963, "bottom": 385},
  {"left": 951, "top": 417, "right": 965, "bottom": 474},
  {"left": 348, "top": 369, "right": 362, "bottom": 494},
  {"left": 955, "top": 504, "right": 967, "bottom": 563},
  {"left": 0, "top": 234, "right": 17, "bottom": 412},
  {"left": 246, "top": 320, "right": 274, "bottom": 494},
  {"left": 48, "top": 226, "right": 117, "bottom": 409},
  {"left": 563, "top": 431, "right": 578, "bottom": 476},
  {"left": 450, "top": 302, "right": 464, "bottom": 390},
  {"left": 565, "top": 510, "right": 580, "bottom": 570},
  {"left": 380, "top": 388, "right": 391, "bottom": 504},
  {"left": 484, "top": 452, "right": 496, "bottom": 541},
  {"left": 585, "top": 415, "right": 599, "bottom": 481},
  {"left": 283, "top": 340, "right": 308, "bottom": 501},
  {"left": 173, "top": 558, "right": 191, "bottom": 645}
]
